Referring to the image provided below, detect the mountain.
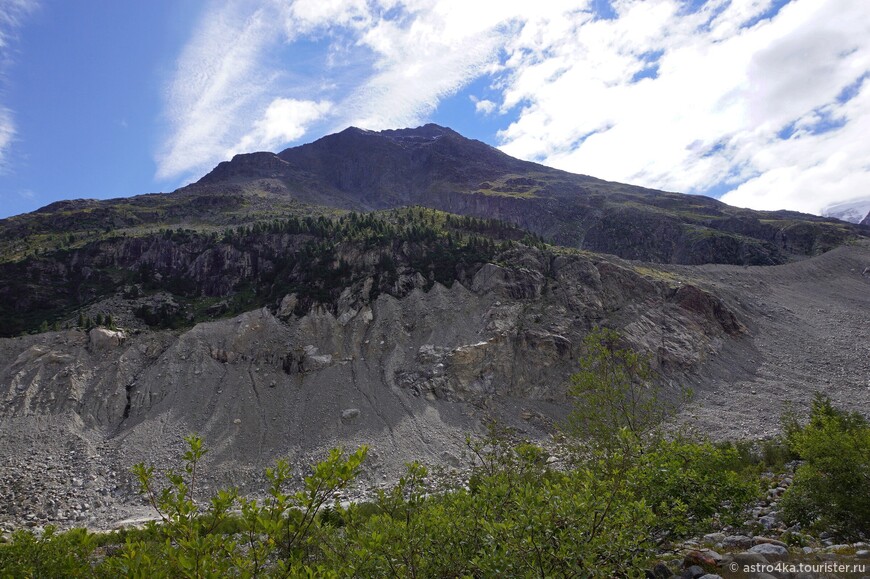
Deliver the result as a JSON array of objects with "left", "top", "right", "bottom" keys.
[
  {"left": 863, "top": 210, "right": 870, "bottom": 226},
  {"left": 195, "top": 124, "right": 864, "bottom": 265},
  {"left": 3, "top": 124, "right": 863, "bottom": 270},
  {"left": 821, "top": 197, "right": 870, "bottom": 224},
  {"left": 1, "top": 124, "right": 869, "bottom": 531}
]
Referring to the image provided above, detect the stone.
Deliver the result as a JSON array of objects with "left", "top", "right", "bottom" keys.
[
  {"left": 681, "top": 565, "right": 705, "bottom": 579},
  {"left": 733, "top": 552, "right": 769, "bottom": 566},
  {"left": 700, "top": 549, "right": 722, "bottom": 563},
  {"left": 758, "top": 514, "right": 778, "bottom": 530},
  {"left": 856, "top": 549, "right": 870, "bottom": 559},
  {"left": 650, "top": 561, "right": 672, "bottom": 579},
  {"left": 748, "top": 543, "right": 789, "bottom": 562},
  {"left": 702, "top": 532, "right": 725, "bottom": 545},
  {"left": 683, "top": 550, "right": 717, "bottom": 570},
  {"left": 698, "top": 575, "right": 722, "bottom": 579},
  {"left": 341, "top": 408, "right": 360, "bottom": 422},
  {"left": 88, "top": 328, "right": 125, "bottom": 349},
  {"left": 752, "top": 536, "right": 788, "bottom": 548},
  {"left": 722, "top": 535, "right": 753, "bottom": 549}
]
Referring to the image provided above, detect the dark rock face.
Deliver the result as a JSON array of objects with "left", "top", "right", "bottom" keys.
[
  {"left": 1, "top": 121, "right": 869, "bottom": 532},
  {"left": 192, "top": 124, "right": 863, "bottom": 265},
  {"left": 862, "top": 210, "right": 870, "bottom": 226},
  {"left": 3, "top": 125, "right": 862, "bottom": 268}
]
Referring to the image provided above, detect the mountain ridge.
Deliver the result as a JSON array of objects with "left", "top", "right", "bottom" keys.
[
  {"left": 1, "top": 124, "right": 869, "bottom": 532},
  {"left": 4, "top": 123, "right": 864, "bottom": 269},
  {"left": 190, "top": 123, "right": 865, "bottom": 265}
]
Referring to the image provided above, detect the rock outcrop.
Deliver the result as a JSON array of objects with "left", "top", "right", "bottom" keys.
[{"left": 0, "top": 245, "right": 751, "bottom": 529}]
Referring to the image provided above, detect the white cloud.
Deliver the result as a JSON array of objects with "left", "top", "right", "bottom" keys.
[
  {"left": 0, "top": 0, "right": 38, "bottom": 169},
  {"left": 159, "top": 0, "right": 870, "bottom": 216},
  {"left": 229, "top": 97, "right": 332, "bottom": 155},
  {"left": 472, "top": 96, "right": 496, "bottom": 115},
  {"left": 0, "top": 107, "right": 13, "bottom": 168},
  {"left": 494, "top": 0, "right": 870, "bottom": 214},
  {"left": 155, "top": 0, "right": 282, "bottom": 181}
]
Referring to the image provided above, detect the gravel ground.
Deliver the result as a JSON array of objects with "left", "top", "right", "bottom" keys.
[{"left": 1, "top": 241, "right": 869, "bottom": 532}]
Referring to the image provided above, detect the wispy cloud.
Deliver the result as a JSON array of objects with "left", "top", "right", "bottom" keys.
[
  {"left": 159, "top": 0, "right": 870, "bottom": 215},
  {"left": 229, "top": 97, "right": 332, "bottom": 155},
  {"left": 493, "top": 0, "right": 870, "bottom": 214},
  {"left": 0, "top": 0, "right": 38, "bottom": 170},
  {"left": 157, "top": 0, "right": 535, "bottom": 183},
  {"left": 0, "top": 107, "right": 14, "bottom": 169},
  {"left": 155, "top": 0, "right": 282, "bottom": 181}
]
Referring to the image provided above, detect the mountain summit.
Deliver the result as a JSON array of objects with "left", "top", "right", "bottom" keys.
[
  {"left": 191, "top": 124, "right": 863, "bottom": 265},
  {"left": 1, "top": 125, "right": 869, "bottom": 533}
]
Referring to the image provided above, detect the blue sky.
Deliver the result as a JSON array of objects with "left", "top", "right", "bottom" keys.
[{"left": 1, "top": 0, "right": 869, "bottom": 220}]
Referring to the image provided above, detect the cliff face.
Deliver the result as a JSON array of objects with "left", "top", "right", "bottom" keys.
[
  {"left": 1, "top": 124, "right": 869, "bottom": 530},
  {"left": 192, "top": 124, "right": 861, "bottom": 265},
  {"left": 0, "top": 244, "right": 745, "bottom": 527}
]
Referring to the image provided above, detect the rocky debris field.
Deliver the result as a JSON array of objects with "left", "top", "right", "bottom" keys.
[
  {"left": 648, "top": 465, "right": 870, "bottom": 579},
  {"left": 669, "top": 242, "right": 870, "bottom": 440},
  {"left": 0, "top": 242, "right": 868, "bottom": 535}
]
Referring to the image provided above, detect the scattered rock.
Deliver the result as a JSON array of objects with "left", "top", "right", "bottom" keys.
[
  {"left": 341, "top": 408, "right": 361, "bottom": 422},
  {"left": 733, "top": 552, "right": 769, "bottom": 566},
  {"left": 748, "top": 543, "right": 789, "bottom": 562},
  {"left": 722, "top": 535, "right": 753, "bottom": 549},
  {"left": 681, "top": 564, "right": 706, "bottom": 579}
]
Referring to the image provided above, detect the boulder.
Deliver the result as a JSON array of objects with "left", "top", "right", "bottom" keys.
[
  {"left": 722, "top": 535, "right": 753, "bottom": 549},
  {"left": 748, "top": 543, "right": 789, "bottom": 562},
  {"left": 650, "top": 561, "right": 672, "bottom": 579},
  {"left": 683, "top": 550, "right": 717, "bottom": 571},
  {"left": 340, "top": 408, "right": 360, "bottom": 422},
  {"left": 733, "top": 552, "right": 769, "bottom": 566},
  {"left": 681, "top": 565, "right": 706, "bottom": 579},
  {"left": 88, "top": 328, "right": 125, "bottom": 349}
]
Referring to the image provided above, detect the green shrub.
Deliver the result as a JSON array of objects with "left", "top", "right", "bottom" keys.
[
  {"left": 628, "top": 437, "right": 760, "bottom": 540},
  {"left": 780, "top": 394, "right": 870, "bottom": 540},
  {"left": 565, "top": 328, "right": 665, "bottom": 449},
  {"left": 327, "top": 431, "right": 657, "bottom": 578},
  {"left": 0, "top": 526, "right": 96, "bottom": 578},
  {"left": 565, "top": 328, "right": 758, "bottom": 542}
]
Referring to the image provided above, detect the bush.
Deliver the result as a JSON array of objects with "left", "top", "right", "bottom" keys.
[
  {"left": 628, "top": 437, "right": 759, "bottom": 540},
  {"left": 0, "top": 526, "right": 96, "bottom": 578},
  {"left": 0, "top": 430, "right": 764, "bottom": 577},
  {"left": 327, "top": 430, "right": 657, "bottom": 577},
  {"left": 780, "top": 394, "right": 870, "bottom": 539},
  {"left": 565, "top": 328, "right": 758, "bottom": 542}
]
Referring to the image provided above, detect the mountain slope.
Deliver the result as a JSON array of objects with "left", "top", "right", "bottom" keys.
[
  {"left": 822, "top": 197, "right": 870, "bottom": 224},
  {"left": 1, "top": 124, "right": 870, "bottom": 530},
  {"left": 194, "top": 124, "right": 865, "bottom": 265}
]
